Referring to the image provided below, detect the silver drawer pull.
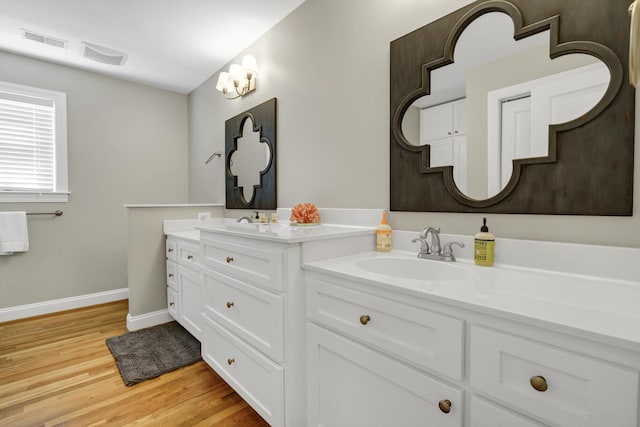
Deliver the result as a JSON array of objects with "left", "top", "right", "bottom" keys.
[
  {"left": 226, "top": 256, "right": 234, "bottom": 263},
  {"left": 168, "top": 273, "right": 174, "bottom": 278},
  {"left": 359, "top": 314, "right": 371, "bottom": 325},
  {"left": 169, "top": 302, "right": 175, "bottom": 306},
  {"left": 226, "top": 302, "right": 235, "bottom": 308},
  {"left": 187, "top": 255, "right": 193, "bottom": 260},
  {"left": 438, "top": 399, "right": 452, "bottom": 414},
  {"left": 227, "top": 358, "right": 235, "bottom": 365},
  {"left": 168, "top": 248, "right": 174, "bottom": 253},
  {"left": 530, "top": 375, "right": 548, "bottom": 392}
]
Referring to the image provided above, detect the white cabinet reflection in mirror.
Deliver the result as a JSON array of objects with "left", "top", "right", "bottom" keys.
[
  {"left": 420, "top": 98, "right": 468, "bottom": 193},
  {"left": 230, "top": 117, "right": 270, "bottom": 204}
]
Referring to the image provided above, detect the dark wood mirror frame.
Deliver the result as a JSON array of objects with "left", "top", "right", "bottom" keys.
[
  {"left": 225, "top": 98, "right": 277, "bottom": 210},
  {"left": 390, "top": 0, "right": 635, "bottom": 215}
]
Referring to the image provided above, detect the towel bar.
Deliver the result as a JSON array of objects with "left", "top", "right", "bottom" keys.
[{"left": 26, "top": 210, "right": 63, "bottom": 216}]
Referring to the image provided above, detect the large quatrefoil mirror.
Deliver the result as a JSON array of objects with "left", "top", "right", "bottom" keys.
[
  {"left": 225, "top": 98, "right": 277, "bottom": 209},
  {"left": 390, "top": 0, "right": 635, "bottom": 215}
]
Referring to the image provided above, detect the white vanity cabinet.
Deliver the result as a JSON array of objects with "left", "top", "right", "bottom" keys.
[
  {"left": 199, "top": 231, "right": 301, "bottom": 427},
  {"left": 304, "top": 268, "right": 640, "bottom": 427},
  {"left": 197, "top": 224, "right": 376, "bottom": 427},
  {"left": 307, "top": 274, "right": 464, "bottom": 426},
  {"left": 165, "top": 235, "right": 203, "bottom": 340}
]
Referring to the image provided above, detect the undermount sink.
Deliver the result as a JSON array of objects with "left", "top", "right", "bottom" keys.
[{"left": 354, "top": 256, "right": 469, "bottom": 281}]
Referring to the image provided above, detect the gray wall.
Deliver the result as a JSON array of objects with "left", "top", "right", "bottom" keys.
[
  {"left": 188, "top": 0, "right": 639, "bottom": 248},
  {"left": 127, "top": 205, "right": 223, "bottom": 317},
  {"left": 0, "top": 50, "right": 189, "bottom": 309}
]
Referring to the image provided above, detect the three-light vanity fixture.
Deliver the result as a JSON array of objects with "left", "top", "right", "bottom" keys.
[{"left": 215, "top": 55, "right": 259, "bottom": 99}]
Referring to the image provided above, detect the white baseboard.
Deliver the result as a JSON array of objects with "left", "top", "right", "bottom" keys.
[
  {"left": 126, "top": 309, "right": 173, "bottom": 331},
  {"left": 0, "top": 288, "right": 129, "bottom": 323}
]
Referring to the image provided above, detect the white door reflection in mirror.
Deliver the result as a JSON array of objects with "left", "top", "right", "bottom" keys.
[
  {"left": 400, "top": 11, "right": 611, "bottom": 201},
  {"left": 487, "top": 63, "right": 609, "bottom": 197},
  {"left": 230, "top": 118, "right": 270, "bottom": 203}
]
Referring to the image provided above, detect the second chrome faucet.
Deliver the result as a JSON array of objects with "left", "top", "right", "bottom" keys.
[{"left": 412, "top": 226, "right": 464, "bottom": 262}]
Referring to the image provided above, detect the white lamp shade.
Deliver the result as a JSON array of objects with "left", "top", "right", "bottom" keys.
[
  {"left": 241, "top": 55, "right": 258, "bottom": 74},
  {"left": 228, "top": 63, "right": 243, "bottom": 81},
  {"left": 216, "top": 72, "right": 229, "bottom": 91}
]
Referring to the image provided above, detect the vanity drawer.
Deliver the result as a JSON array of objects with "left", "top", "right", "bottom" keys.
[
  {"left": 167, "top": 286, "right": 178, "bottom": 319},
  {"left": 201, "top": 239, "right": 284, "bottom": 292},
  {"left": 307, "top": 277, "right": 464, "bottom": 380},
  {"left": 470, "top": 396, "right": 545, "bottom": 427},
  {"left": 178, "top": 240, "right": 200, "bottom": 268},
  {"left": 307, "top": 323, "right": 463, "bottom": 427},
  {"left": 203, "top": 269, "right": 284, "bottom": 362},
  {"left": 469, "top": 325, "right": 639, "bottom": 427},
  {"left": 166, "top": 238, "right": 177, "bottom": 261},
  {"left": 166, "top": 260, "right": 177, "bottom": 290},
  {"left": 202, "top": 314, "right": 284, "bottom": 427}
]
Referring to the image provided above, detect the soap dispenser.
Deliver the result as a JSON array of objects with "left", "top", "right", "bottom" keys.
[
  {"left": 474, "top": 217, "right": 495, "bottom": 266},
  {"left": 376, "top": 211, "right": 392, "bottom": 252}
]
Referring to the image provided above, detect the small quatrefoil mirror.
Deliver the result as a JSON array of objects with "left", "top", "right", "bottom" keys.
[{"left": 225, "top": 98, "right": 277, "bottom": 209}]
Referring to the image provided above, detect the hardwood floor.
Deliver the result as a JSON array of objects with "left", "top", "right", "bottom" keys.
[{"left": 0, "top": 300, "right": 270, "bottom": 427}]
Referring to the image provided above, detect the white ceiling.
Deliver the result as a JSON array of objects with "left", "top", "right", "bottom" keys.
[{"left": 0, "top": 0, "right": 306, "bottom": 94}]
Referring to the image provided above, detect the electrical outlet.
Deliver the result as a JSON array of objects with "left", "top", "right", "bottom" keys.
[{"left": 197, "top": 212, "right": 211, "bottom": 221}]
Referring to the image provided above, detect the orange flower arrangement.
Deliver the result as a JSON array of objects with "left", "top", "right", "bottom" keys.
[{"left": 290, "top": 203, "right": 320, "bottom": 224}]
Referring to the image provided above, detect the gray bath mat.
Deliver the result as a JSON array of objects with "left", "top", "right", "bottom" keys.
[{"left": 106, "top": 321, "right": 201, "bottom": 386}]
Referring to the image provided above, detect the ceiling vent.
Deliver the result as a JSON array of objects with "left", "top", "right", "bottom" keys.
[
  {"left": 79, "top": 41, "right": 128, "bottom": 66},
  {"left": 21, "top": 28, "right": 68, "bottom": 49}
]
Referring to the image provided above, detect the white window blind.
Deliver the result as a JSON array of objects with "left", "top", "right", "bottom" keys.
[
  {"left": 0, "top": 82, "right": 68, "bottom": 202},
  {"left": 0, "top": 94, "right": 55, "bottom": 191}
]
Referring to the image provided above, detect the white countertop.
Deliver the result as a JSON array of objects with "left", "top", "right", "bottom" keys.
[
  {"left": 197, "top": 222, "right": 375, "bottom": 244},
  {"left": 303, "top": 251, "right": 640, "bottom": 351}
]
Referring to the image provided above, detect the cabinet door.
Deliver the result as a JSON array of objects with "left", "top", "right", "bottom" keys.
[
  {"left": 167, "top": 286, "right": 179, "bottom": 320},
  {"left": 421, "top": 102, "right": 455, "bottom": 142},
  {"left": 166, "top": 238, "right": 177, "bottom": 262},
  {"left": 453, "top": 134, "right": 467, "bottom": 193},
  {"left": 307, "top": 278, "right": 464, "bottom": 380},
  {"left": 470, "top": 396, "right": 546, "bottom": 427},
  {"left": 420, "top": 99, "right": 466, "bottom": 143},
  {"left": 178, "top": 265, "right": 202, "bottom": 341},
  {"left": 203, "top": 314, "right": 283, "bottom": 427},
  {"left": 201, "top": 238, "right": 284, "bottom": 292},
  {"left": 452, "top": 98, "right": 467, "bottom": 135},
  {"left": 203, "top": 269, "right": 284, "bottom": 362},
  {"left": 166, "top": 260, "right": 177, "bottom": 290},
  {"left": 470, "top": 326, "right": 639, "bottom": 427},
  {"left": 307, "top": 324, "right": 463, "bottom": 427},
  {"left": 429, "top": 137, "right": 454, "bottom": 167}
]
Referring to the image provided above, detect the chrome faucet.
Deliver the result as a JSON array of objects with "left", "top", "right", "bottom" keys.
[
  {"left": 237, "top": 216, "right": 252, "bottom": 223},
  {"left": 412, "top": 226, "right": 465, "bottom": 262}
]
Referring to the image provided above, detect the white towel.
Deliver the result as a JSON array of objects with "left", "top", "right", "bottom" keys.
[{"left": 0, "top": 211, "right": 29, "bottom": 255}]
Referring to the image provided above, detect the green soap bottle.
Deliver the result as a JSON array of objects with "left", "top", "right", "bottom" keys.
[{"left": 474, "top": 217, "right": 495, "bottom": 266}]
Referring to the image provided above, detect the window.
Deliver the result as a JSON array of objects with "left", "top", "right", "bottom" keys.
[{"left": 0, "top": 81, "right": 68, "bottom": 202}]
